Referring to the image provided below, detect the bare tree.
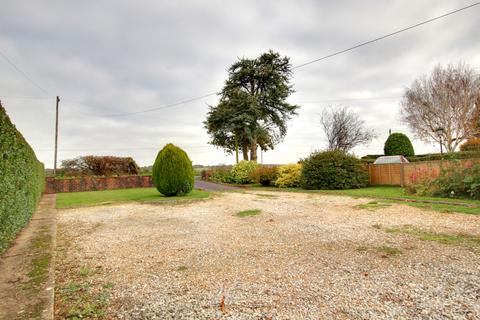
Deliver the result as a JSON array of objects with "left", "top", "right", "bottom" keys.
[
  {"left": 401, "top": 63, "right": 480, "bottom": 152},
  {"left": 321, "top": 105, "right": 376, "bottom": 152}
]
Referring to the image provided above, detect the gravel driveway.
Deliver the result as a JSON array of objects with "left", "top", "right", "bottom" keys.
[
  {"left": 55, "top": 191, "right": 480, "bottom": 319},
  {"left": 194, "top": 178, "right": 241, "bottom": 191}
]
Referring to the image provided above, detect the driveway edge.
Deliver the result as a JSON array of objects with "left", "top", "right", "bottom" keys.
[{"left": 0, "top": 194, "right": 57, "bottom": 320}]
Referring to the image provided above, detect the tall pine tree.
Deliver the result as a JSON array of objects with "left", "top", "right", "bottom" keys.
[{"left": 204, "top": 50, "right": 299, "bottom": 161}]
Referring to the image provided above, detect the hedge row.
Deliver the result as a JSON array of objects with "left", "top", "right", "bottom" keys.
[
  {"left": 59, "top": 155, "right": 140, "bottom": 176},
  {"left": 0, "top": 104, "right": 45, "bottom": 254},
  {"left": 361, "top": 151, "right": 480, "bottom": 163},
  {"left": 301, "top": 150, "right": 368, "bottom": 190}
]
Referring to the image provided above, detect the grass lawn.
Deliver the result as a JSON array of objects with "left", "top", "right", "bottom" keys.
[
  {"left": 56, "top": 188, "right": 210, "bottom": 209},
  {"left": 249, "top": 185, "right": 480, "bottom": 215},
  {"left": 236, "top": 209, "right": 262, "bottom": 217}
]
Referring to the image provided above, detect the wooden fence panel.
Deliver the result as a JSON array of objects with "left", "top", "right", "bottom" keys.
[
  {"left": 369, "top": 159, "right": 479, "bottom": 186},
  {"left": 369, "top": 163, "right": 402, "bottom": 185}
]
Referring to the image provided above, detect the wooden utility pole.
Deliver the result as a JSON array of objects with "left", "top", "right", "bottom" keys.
[{"left": 53, "top": 96, "right": 60, "bottom": 175}]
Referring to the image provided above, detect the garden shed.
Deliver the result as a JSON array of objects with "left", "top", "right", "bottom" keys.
[{"left": 373, "top": 155, "right": 409, "bottom": 164}]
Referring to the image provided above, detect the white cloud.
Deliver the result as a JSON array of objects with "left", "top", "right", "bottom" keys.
[{"left": 1, "top": 0, "right": 479, "bottom": 167}]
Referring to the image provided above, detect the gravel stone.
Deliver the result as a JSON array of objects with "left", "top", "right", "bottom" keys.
[{"left": 55, "top": 191, "right": 480, "bottom": 319}]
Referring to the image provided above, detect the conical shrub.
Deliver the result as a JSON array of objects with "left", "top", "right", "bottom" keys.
[
  {"left": 152, "top": 144, "right": 194, "bottom": 196},
  {"left": 384, "top": 133, "right": 415, "bottom": 156}
]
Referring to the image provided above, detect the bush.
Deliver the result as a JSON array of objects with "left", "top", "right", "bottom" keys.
[
  {"left": 275, "top": 163, "right": 302, "bottom": 188},
  {"left": 210, "top": 166, "right": 235, "bottom": 183},
  {"left": 460, "top": 138, "right": 480, "bottom": 152},
  {"left": 408, "top": 151, "right": 480, "bottom": 162},
  {"left": 201, "top": 169, "right": 212, "bottom": 181},
  {"left": 405, "top": 168, "right": 439, "bottom": 196},
  {"left": 200, "top": 166, "right": 235, "bottom": 183},
  {"left": 433, "top": 163, "right": 480, "bottom": 200},
  {"left": 0, "top": 104, "right": 45, "bottom": 254},
  {"left": 60, "top": 156, "right": 139, "bottom": 176},
  {"left": 152, "top": 144, "right": 194, "bottom": 196},
  {"left": 250, "top": 166, "right": 278, "bottom": 186},
  {"left": 362, "top": 151, "right": 480, "bottom": 163},
  {"left": 384, "top": 133, "right": 415, "bottom": 156},
  {"left": 230, "top": 160, "right": 259, "bottom": 184},
  {"left": 300, "top": 150, "right": 369, "bottom": 190}
]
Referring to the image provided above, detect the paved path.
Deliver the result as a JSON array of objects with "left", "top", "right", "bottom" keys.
[
  {"left": 194, "top": 178, "right": 241, "bottom": 192},
  {"left": 0, "top": 194, "right": 56, "bottom": 320}
]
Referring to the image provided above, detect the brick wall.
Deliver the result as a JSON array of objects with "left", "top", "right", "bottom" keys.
[{"left": 45, "top": 175, "right": 153, "bottom": 194}]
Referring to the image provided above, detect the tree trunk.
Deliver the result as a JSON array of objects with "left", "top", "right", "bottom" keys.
[
  {"left": 235, "top": 138, "right": 239, "bottom": 163},
  {"left": 242, "top": 143, "right": 249, "bottom": 161},
  {"left": 250, "top": 137, "right": 258, "bottom": 161}
]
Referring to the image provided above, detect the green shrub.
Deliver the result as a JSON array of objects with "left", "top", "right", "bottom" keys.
[
  {"left": 201, "top": 166, "right": 235, "bottom": 183},
  {"left": 0, "top": 104, "right": 45, "bottom": 254},
  {"left": 250, "top": 166, "right": 278, "bottom": 186},
  {"left": 230, "top": 160, "right": 259, "bottom": 184},
  {"left": 405, "top": 168, "right": 439, "bottom": 196},
  {"left": 201, "top": 169, "right": 212, "bottom": 180},
  {"left": 300, "top": 150, "right": 369, "bottom": 190},
  {"left": 460, "top": 138, "right": 480, "bottom": 152},
  {"left": 152, "top": 144, "right": 194, "bottom": 196},
  {"left": 408, "top": 151, "right": 480, "bottom": 162},
  {"left": 275, "top": 163, "right": 302, "bottom": 188},
  {"left": 362, "top": 151, "right": 480, "bottom": 163},
  {"left": 384, "top": 133, "right": 415, "bottom": 156},
  {"left": 60, "top": 156, "right": 139, "bottom": 176},
  {"left": 211, "top": 166, "right": 234, "bottom": 183},
  {"left": 433, "top": 163, "right": 480, "bottom": 200}
]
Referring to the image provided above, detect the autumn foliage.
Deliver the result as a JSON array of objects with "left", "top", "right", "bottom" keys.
[{"left": 60, "top": 156, "right": 139, "bottom": 176}]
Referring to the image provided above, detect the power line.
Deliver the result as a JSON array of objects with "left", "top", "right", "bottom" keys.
[
  {"left": 72, "top": 94, "right": 403, "bottom": 118},
  {"left": 38, "top": 146, "right": 215, "bottom": 151},
  {"left": 292, "top": 2, "right": 480, "bottom": 69},
  {"left": 94, "top": 2, "right": 479, "bottom": 117},
  {"left": 0, "top": 49, "right": 49, "bottom": 94},
  {"left": 0, "top": 95, "right": 52, "bottom": 100},
  {"left": 103, "top": 92, "right": 218, "bottom": 117},
  {"left": 296, "top": 96, "right": 402, "bottom": 104}
]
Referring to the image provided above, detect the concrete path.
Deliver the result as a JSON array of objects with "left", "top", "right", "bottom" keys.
[
  {"left": 0, "top": 194, "right": 56, "bottom": 320},
  {"left": 194, "top": 178, "right": 241, "bottom": 192}
]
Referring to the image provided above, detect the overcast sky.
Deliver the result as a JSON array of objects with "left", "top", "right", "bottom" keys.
[{"left": 1, "top": 0, "right": 479, "bottom": 168}]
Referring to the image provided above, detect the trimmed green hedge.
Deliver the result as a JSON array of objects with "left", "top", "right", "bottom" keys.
[
  {"left": 362, "top": 151, "right": 480, "bottom": 163},
  {"left": 152, "top": 143, "right": 194, "bottom": 196},
  {"left": 300, "top": 150, "right": 369, "bottom": 190},
  {"left": 407, "top": 151, "right": 480, "bottom": 162},
  {"left": 0, "top": 104, "right": 45, "bottom": 254},
  {"left": 384, "top": 133, "right": 415, "bottom": 156}
]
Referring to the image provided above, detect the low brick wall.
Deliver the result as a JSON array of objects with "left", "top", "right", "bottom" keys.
[{"left": 45, "top": 175, "right": 153, "bottom": 194}]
